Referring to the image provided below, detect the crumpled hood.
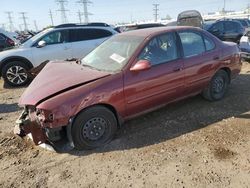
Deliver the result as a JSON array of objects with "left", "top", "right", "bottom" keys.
[{"left": 19, "top": 61, "right": 110, "bottom": 106}]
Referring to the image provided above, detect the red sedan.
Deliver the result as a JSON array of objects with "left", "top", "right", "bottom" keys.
[{"left": 16, "top": 26, "right": 241, "bottom": 150}]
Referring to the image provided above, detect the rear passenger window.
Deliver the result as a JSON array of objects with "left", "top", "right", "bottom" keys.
[
  {"left": 204, "top": 36, "right": 215, "bottom": 51},
  {"left": 179, "top": 31, "right": 205, "bottom": 57},
  {"left": 71, "top": 29, "right": 112, "bottom": 42},
  {"left": 224, "top": 22, "right": 237, "bottom": 33}
]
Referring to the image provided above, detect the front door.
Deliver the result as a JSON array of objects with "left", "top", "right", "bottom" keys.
[
  {"left": 31, "top": 29, "right": 72, "bottom": 67},
  {"left": 124, "top": 32, "right": 185, "bottom": 117}
]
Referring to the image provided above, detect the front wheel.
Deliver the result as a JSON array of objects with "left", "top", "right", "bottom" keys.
[
  {"left": 2, "top": 61, "right": 30, "bottom": 87},
  {"left": 202, "top": 70, "right": 229, "bottom": 101},
  {"left": 71, "top": 106, "right": 118, "bottom": 150}
]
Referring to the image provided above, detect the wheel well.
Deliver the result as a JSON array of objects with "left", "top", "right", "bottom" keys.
[
  {"left": 0, "top": 57, "right": 33, "bottom": 77},
  {"left": 220, "top": 67, "right": 231, "bottom": 82}
]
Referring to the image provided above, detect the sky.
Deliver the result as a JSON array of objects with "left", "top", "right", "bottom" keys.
[{"left": 0, "top": 0, "right": 249, "bottom": 31}]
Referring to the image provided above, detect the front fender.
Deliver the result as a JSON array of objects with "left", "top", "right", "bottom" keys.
[{"left": 36, "top": 73, "right": 125, "bottom": 128}]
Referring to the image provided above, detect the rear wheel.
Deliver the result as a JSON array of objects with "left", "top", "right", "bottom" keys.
[
  {"left": 71, "top": 106, "right": 117, "bottom": 150},
  {"left": 2, "top": 61, "right": 30, "bottom": 87},
  {"left": 202, "top": 70, "right": 229, "bottom": 101}
]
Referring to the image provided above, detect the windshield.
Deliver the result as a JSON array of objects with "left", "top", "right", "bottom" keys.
[
  {"left": 81, "top": 35, "right": 144, "bottom": 72},
  {"left": 21, "top": 28, "right": 53, "bottom": 47}
]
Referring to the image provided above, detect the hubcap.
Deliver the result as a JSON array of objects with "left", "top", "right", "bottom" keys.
[
  {"left": 82, "top": 117, "right": 107, "bottom": 141},
  {"left": 6, "top": 65, "right": 28, "bottom": 85},
  {"left": 212, "top": 77, "right": 224, "bottom": 93}
]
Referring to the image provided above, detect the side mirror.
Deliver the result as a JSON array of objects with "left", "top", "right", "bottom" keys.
[
  {"left": 37, "top": 40, "right": 46, "bottom": 48},
  {"left": 130, "top": 59, "right": 151, "bottom": 72}
]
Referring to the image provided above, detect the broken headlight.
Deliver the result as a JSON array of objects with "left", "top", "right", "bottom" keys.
[{"left": 36, "top": 108, "right": 54, "bottom": 123}]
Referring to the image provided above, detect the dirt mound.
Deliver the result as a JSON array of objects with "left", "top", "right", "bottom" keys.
[{"left": 0, "top": 132, "right": 34, "bottom": 159}]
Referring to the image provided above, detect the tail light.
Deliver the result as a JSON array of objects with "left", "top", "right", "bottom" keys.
[{"left": 6, "top": 38, "right": 14, "bottom": 46}]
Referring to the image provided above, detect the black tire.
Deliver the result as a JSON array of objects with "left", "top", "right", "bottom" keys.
[
  {"left": 71, "top": 106, "right": 117, "bottom": 150},
  {"left": 202, "top": 70, "right": 229, "bottom": 101},
  {"left": 2, "top": 61, "right": 31, "bottom": 87}
]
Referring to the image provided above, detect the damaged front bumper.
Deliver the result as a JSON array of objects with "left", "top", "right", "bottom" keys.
[
  {"left": 15, "top": 108, "right": 74, "bottom": 152},
  {"left": 15, "top": 109, "right": 47, "bottom": 145}
]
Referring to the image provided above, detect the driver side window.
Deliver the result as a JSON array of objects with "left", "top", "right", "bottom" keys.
[
  {"left": 138, "top": 32, "right": 178, "bottom": 65},
  {"left": 40, "top": 30, "right": 69, "bottom": 45}
]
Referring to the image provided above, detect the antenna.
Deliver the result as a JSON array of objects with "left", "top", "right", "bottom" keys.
[
  {"left": 49, "top": 9, "right": 55, "bottom": 26},
  {"left": 19, "top": 12, "right": 29, "bottom": 31},
  {"left": 153, "top": 4, "right": 159, "bottom": 22},
  {"left": 56, "top": 0, "right": 69, "bottom": 24},
  {"left": 5, "top": 11, "right": 14, "bottom": 31},
  {"left": 76, "top": 0, "right": 93, "bottom": 24}
]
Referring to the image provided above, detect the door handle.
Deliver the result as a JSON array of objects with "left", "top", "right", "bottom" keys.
[
  {"left": 64, "top": 47, "right": 69, "bottom": 50},
  {"left": 173, "top": 67, "right": 182, "bottom": 72}
]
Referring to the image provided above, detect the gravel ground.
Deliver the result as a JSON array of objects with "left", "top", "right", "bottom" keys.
[{"left": 0, "top": 62, "right": 250, "bottom": 188}]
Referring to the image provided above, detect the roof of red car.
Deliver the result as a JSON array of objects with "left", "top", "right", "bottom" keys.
[{"left": 119, "top": 26, "right": 200, "bottom": 38}]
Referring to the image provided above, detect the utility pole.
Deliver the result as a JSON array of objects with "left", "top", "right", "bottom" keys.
[
  {"left": 56, "top": 0, "right": 69, "bottom": 24},
  {"left": 153, "top": 4, "right": 159, "bottom": 22},
  {"left": 77, "top": 10, "right": 82, "bottom": 23},
  {"left": 223, "top": 0, "right": 226, "bottom": 14},
  {"left": 34, "top": 20, "right": 38, "bottom": 32},
  {"left": 248, "top": 4, "right": 250, "bottom": 19},
  {"left": 19, "top": 12, "right": 29, "bottom": 31},
  {"left": 5, "top": 11, "right": 14, "bottom": 32},
  {"left": 76, "top": 0, "right": 93, "bottom": 24},
  {"left": 49, "top": 9, "right": 54, "bottom": 26}
]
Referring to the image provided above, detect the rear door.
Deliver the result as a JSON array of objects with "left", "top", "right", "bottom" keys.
[
  {"left": 70, "top": 28, "right": 113, "bottom": 59},
  {"left": 124, "top": 32, "right": 185, "bottom": 116},
  {"left": 223, "top": 21, "right": 242, "bottom": 42},
  {"left": 31, "top": 29, "right": 72, "bottom": 66},
  {"left": 178, "top": 30, "right": 220, "bottom": 94}
]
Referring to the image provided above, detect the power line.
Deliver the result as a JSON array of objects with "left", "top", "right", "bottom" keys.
[
  {"left": 5, "top": 11, "right": 14, "bottom": 32},
  {"left": 76, "top": 0, "right": 93, "bottom": 23},
  {"left": 153, "top": 4, "right": 159, "bottom": 22},
  {"left": 56, "top": 0, "right": 69, "bottom": 24},
  {"left": 19, "top": 12, "right": 29, "bottom": 31},
  {"left": 49, "top": 9, "right": 54, "bottom": 26}
]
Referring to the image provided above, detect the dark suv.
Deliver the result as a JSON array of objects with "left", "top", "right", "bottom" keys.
[
  {"left": 0, "top": 33, "right": 15, "bottom": 51},
  {"left": 206, "top": 20, "right": 245, "bottom": 43}
]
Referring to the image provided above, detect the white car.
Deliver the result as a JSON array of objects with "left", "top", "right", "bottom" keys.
[
  {"left": 239, "top": 30, "right": 250, "bottom": 60},
  {"left": 0, "top": 23, "right": 117, "bottom": 86}
]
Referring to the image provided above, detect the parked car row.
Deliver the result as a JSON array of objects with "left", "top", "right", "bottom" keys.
[
  {"left": 0, "top": 29, "right": 17, "bottom": 51},
  {"left": 14, "top": 26, "right": 241, "bottom": 151},
  {"left": 0, "top": 23, "right": 117, "bottom": 86}
]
